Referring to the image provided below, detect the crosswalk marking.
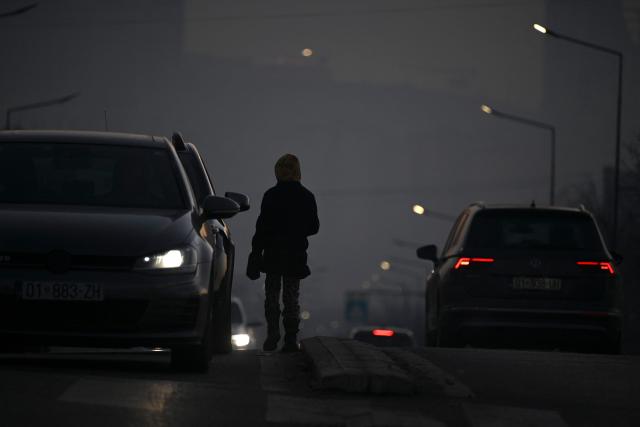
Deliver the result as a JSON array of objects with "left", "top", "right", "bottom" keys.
[
  {"left": 259, "top": 353, "right": 294, "bottom": 393},
  {"left": 266, "top": 394, "right": 445, "bottom": 427},
  {"left": 59, "top": 378, "right": 177, "bottom": 412},
  {"left": 260, "top": 353, "right": 445, "bottom": 427},
  {"left": 463, "top": 403, "right": 567, "bottom": 427}
]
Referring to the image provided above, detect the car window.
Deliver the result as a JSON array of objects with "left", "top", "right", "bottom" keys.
[
  {"left": 0, "top": 142, "right": 185, "bottom": 209},
  {"left": 465, "top": 210, "right": 604, "bottom": 252},
  {"left": 448, "top": 212, "right": 470, "bottom": 251},
  {"left": 442, "top": 211, "right": 469, "bottom": 257}
]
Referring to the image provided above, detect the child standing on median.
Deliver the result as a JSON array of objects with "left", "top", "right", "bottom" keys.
[{"left": 247, "top": 154, "right": 319, "bottom": 352}]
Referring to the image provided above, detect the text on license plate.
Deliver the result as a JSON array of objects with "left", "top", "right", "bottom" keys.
[
  {"left": 21, "top": 282, "right": 104, "bottom": 301},
  {"left": 512, "top": 277, "right": 562, "bottom": 291}
]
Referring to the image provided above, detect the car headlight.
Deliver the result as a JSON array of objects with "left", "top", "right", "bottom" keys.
[
  {"left": 232, "top": 333, "right": 251, "bottom": 348},
  {"left": 134, "top": 248, "right": 197, "bottom": 273}
]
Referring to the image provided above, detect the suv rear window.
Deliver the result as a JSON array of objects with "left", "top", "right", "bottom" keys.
[
  {"left": 465, "top": 210, "right": 604, "bottom": 252},
  {"left": 0, "top": 142, "right": 186, "bottom": 209}
]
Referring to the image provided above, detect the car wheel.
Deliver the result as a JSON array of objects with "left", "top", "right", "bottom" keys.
[
  {"left": 425, "top": 328, "right": 438, "bottom": 347},
  {"left": 171, "top": 305, "right": 214, "bottom": 372},
  {"left": 436, "top": 323, "right": 459, "bottom": 348},
  {"left": 601, "top": 333, "right": 622, "bottom": 355},
  {"left": 211, "top": 265, "right": 233, "bottom": 354},
  {"left": 425, "top": 297, "right": 440, "bottom": 347},
  {"left": 425, "top": 305, "right": 437, "bottom": 347}
]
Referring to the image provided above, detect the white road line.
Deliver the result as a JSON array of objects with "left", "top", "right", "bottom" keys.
[
  {"left": 59, "top": 378, "right": 177, "bottom": 412},
  {"left": 267, "top": 395, "right": 445, "bottom": 427},
  {"left": 463, "top": 403, "right": 567, "bottom": 427},
  {"left": 260, "top": 353, "right": 447, "bottom": 426},
  {"left": 384, "top": 348, "right": 475, "bottom": 398},
  {"left": 259, "top": 353, "right": 295, "bottom": 393}
]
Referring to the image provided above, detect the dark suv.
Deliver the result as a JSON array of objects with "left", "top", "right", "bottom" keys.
[
  {"left": 0, "top": 130, "right": 249, "bottom": 371},
  {"left": 417, "top": 203, "right": 622, "bottom": 353}
]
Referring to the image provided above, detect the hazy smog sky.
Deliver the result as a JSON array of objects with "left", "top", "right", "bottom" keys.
[{"left": 2, "top": 0, "right": 639, "bottom": 331}]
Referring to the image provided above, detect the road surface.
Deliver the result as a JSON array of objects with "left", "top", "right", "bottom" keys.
[{"left": 1, "top": 346, "right": 638, "bottom": 426}]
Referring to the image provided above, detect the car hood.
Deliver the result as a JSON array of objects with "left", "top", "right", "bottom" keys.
[{"left": 0, "top": 205, "right": 194, "bottom": 256}]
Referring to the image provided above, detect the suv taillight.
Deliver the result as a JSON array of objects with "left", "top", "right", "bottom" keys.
[
  {"left": 372, "top": 329, "right": 395, "bottom": 337},
  {"left": 454, "top": 257, "right": 494, "bottom": 269},
  {"left": 576, "top": 261, "right": 615, "bottom": 275}
]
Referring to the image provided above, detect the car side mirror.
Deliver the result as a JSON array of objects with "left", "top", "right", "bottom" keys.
[
  {"left": 417, "top": 244, "right": 438, "bottom": 262},
  {"left": 202, "top": 195, "right": 240, "bottom": 219},
  {"left": 224, "top": 192, "right": 250, "bottom": 212},
  {"left": 611, "top": 250, "right": 624, "bottom": 265}
]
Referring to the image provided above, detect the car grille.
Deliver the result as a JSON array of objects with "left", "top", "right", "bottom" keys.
[
  {"left": 0, "top": 297, "right": 148, "bottom": 333},
  {"left": 0, "top": 252, "right": 135, "bottom": 273},
  {"left": 141, "top": 298, "right": 200, "bottom": 332}
]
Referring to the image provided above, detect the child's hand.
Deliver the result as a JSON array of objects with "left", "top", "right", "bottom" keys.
[{"left": 246, "top": 251, "right": 261, "bottom": 280}]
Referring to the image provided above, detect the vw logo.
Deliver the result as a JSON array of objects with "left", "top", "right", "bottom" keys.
[{"left": 529, "top": 258, "right": 542, "bottom": 269}]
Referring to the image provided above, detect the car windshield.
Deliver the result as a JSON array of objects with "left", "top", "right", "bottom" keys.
[
  {"left": 0, "top": 142, "right": 185, "bottom": 209},
  {"left": 465, "top": 210, "right": 604, "bottom": 252}
]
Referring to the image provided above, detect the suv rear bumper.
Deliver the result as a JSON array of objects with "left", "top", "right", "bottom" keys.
[{"left": 441, "top": 306, "right": 621, "bottom": 344}]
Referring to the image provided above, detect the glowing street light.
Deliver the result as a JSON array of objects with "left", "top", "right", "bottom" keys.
[
  {"left": 532, "top": 22, "right": 624, "bottom": 248},
  {"left": 412, "top": 204, "right": 425, "bottom": 215},
  {"left": 411, "top": 205, "right": 456, "bottom": 221},
  {"left": 481, "top": 104, "right": 556, "bottom": 205},
  {"left": 380, "top": 260, "right": 391, "bottom": 271},
  {"left": 480, "top": 104, "right": 493, "bottom": 114},
  {"left": 532, "top": 23, "right": 548, "bottom": 34},
  {"left": 301, "top": 48, "right": 313, "bottom": 57}
]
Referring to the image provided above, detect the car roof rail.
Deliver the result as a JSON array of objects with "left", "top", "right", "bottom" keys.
[
  {"left": 171, "top": 132, "right": 187, "bottom": 151},
  {"left": 469, "top": 201, "right": 485, "bottom": 209}
]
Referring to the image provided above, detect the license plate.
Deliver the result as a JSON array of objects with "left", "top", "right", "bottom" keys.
[
  {"left": 20, "top": 281, "right": 104, "bottom": 301},
  {"left": 512, "top": 277, "right": 562, "bottom": 291}
]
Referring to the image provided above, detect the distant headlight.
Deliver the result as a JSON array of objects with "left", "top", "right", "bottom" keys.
[
  {"left": 232, "top": 333, "right": 251, "bottom": 348},
  {"left": 134, "top": 248, "right": 197, "bottom": 272}
]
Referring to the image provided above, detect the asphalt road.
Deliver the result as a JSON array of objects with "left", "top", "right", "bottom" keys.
[{"left": 0, "top": 346, "right": 638, "bottom": 427}]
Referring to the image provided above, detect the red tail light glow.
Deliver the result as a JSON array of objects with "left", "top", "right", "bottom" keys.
[
  {"left": 454, "top": 257, "right": 495, "bottom": 269},
  {"left": 372, "top": 329, "right": 395, "bottom": 337},
  {"left": 576, "top": 261, "right": 615, "bottom": 275}
]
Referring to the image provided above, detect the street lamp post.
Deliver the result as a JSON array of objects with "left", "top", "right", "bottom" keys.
[
  {"left": 481, "top": 104, "right": 556, "bottom": 205},
  {"left": 0, "top": 3, "right": 38, "bottom": 18},
  {"left": 411, "top": 204, "right": 457, "bottom": 221},
  {"left": 387, "top": 256, "right": 429, "bottom": 270},
  {"left": 5, "top": 92, "right": 80, "bottom": 130},
  {"left": 533, "top": 23, "right": 623, "bottom": 247},
  {"left": 379, "top": 260, "right": 423, "bottom": 286}
]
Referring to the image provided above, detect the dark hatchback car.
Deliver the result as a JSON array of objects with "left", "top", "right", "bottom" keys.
[
  {"left": 417, "top": 203, "right": 622, "bottom": 353},
  {"left": 0, "top": 130, "right": 249, "bottom": 371}
]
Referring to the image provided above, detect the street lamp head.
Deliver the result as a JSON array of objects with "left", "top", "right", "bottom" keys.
[
  {"left": 380, "top": 261, "right": 391, "bottom": 271},
  {"left": 480, "top": 104, "right": 493, "bottom": 115},
  {"left": 412, "top": 204, "right": 425, "bottom": 215},
  {"left": 533, "top": 23, "right": 548, "bottom": 34}
]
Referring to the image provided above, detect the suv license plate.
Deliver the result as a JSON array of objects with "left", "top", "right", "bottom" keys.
[
  {"left": 20, "top": 282, "right": 104, "bottom": 301},
  {"left": 512, "top": 277, "right": 562, "bottom": 291}
]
